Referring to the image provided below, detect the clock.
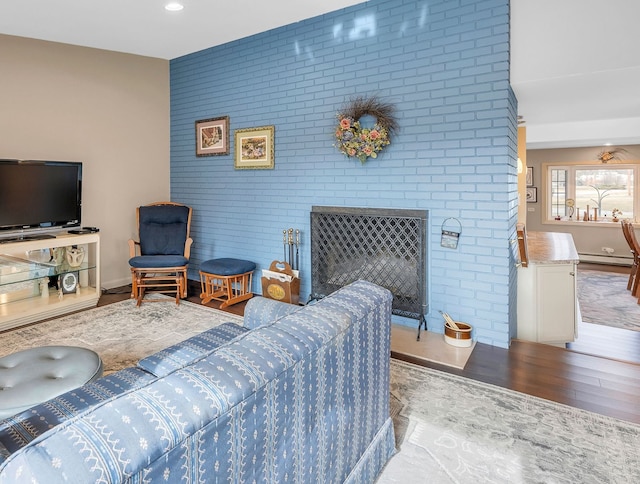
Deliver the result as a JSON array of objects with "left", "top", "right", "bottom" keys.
[{"left": 60, "top": 271, "right": 79, "bottom": 294}]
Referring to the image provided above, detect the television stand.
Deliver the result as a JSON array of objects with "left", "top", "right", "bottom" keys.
[
  {"left": 0, "top": 232, "right": 101, "bottom": 331},
  {"left": 0, "top": 234, "right": 56, "bottom": 244}
]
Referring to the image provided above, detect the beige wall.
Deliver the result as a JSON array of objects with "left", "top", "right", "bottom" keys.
[
  {"left": 526, "top": 144, "right": 640, "bottom": 259},
  {"left": 0, "top": 34, "right": 170, "bottom": 288},
  {"left": 517, "top": 127, "right": 527, "bottom": 224}
]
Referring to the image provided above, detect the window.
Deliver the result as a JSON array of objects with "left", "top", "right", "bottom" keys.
[{"left": 544, "top": 163, "right": 637, "bottom": 222}]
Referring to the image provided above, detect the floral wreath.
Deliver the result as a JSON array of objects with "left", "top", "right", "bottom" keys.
[{"left": 334, "top": 95, "right": 398, "bottom": 164}]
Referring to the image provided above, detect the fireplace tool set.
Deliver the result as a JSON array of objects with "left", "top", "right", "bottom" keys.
[
  {"left": 282, "top": 228, "right": 300, "bottom": 271},
  {"left": 260, "top": 228, "right": 301, "bottom": 304}
]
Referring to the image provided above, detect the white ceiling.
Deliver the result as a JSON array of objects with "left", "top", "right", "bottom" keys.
[
  {"left": 2, "top": 0, "right": 639, "bottom": 149},
  {"left": 511, "top": 0, "right": 640, "bottom": 149},
  {"left": 0, "top": 0, "right": 364, "bottom": 59}
]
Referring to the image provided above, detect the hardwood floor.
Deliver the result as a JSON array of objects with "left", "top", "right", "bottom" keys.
[
  {"left": 567, "top": 321, "right": 640, "bottom": 363},
  {"left": 103, "top": 272, "right": 640, "bottom": 425},
  {"left": 568, "top": 262, "right": 640, "bottom": 363}
]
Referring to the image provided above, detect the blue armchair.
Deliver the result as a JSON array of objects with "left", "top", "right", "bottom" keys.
[{"left": 128, "top": 202, "right": 193, "bottom": 305}]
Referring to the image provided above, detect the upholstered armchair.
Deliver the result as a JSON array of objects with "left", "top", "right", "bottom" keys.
[{"left": 128, "top": 202, "right": 193, "bottom": 305}]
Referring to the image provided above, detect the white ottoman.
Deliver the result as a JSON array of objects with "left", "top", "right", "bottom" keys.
[{"left": 0, "top": 346, "right": 103, "bottom": 420}]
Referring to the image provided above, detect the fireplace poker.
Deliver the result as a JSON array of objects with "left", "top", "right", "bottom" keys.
[
  {"left": 295, "top": 229, "right": 300, "bottom": 271},
  {"left": 288, "top": 228, "right": 294, "bottom": 268},
  {"left": 283, "top": 230, "right": 287, "bottom": 262}
]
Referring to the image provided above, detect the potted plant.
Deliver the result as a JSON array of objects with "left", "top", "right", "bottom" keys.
[{"left": 611, "top": 208, "right": 623, "bottom": 222}]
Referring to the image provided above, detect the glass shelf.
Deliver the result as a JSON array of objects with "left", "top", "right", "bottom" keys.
[
  {"left": 0, "top": 253, "right": 95, "bottom": 289},
  {"left": 0, "top": 248, "right": 97, "bottom": 308},
  {"left": 0, "top": 232, "right": 101, "bottom": 332}
]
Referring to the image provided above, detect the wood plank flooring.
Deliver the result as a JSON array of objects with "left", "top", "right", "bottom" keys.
[
  {"left": 101, "top": 272, "right": 640, "bottom": 425},
  {"left": 568, "top": 263, "right": 640, "bottom": 363},
  {"left": 567, "top": 320, "right": 640, "bottom": 363}
]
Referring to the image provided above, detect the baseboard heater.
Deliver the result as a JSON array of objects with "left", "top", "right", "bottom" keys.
[{"left": 579, "top": 252, "right": 632, "bottom": 266}]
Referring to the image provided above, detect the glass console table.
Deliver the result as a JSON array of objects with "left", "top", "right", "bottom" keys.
[{"left": 0, "top": 232, "right": 100, "bottom": 331}]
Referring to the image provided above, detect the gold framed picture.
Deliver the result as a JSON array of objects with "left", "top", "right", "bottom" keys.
[
  {"left": 196, "top": 116, "right": 229, "bottom": 156},
  {"left": 234, "top": 125, "right": 275, "bottom": 169}
]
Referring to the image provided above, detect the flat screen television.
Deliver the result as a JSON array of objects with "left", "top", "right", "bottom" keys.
[{"left": 0, "top": 159, "right": 82, "bottom": 239}]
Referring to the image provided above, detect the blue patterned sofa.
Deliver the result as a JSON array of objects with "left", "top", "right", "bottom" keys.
[{"left": 0, "top": 280, "right": 395, "bottom": 483}]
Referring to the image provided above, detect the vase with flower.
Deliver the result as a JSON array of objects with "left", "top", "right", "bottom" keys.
[{"left": 611, "top": 208, "right": 623, "bottom": 222}]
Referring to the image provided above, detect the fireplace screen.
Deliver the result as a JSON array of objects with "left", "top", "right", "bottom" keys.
[{"left": 310, "top": 206, "right": 428, "bottom": 335}]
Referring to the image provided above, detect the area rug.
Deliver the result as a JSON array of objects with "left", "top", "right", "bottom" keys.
[
  {"left": 0, "top": 297, "right": 243, "bottom": 375},
  {"left": 577, "top": 269, "right": 640, "bottom": 331},
  {"left": 377, "top": 359, "right": 640, "bottom": 483}
]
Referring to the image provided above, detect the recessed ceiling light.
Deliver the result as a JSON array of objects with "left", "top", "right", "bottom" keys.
[{"left": 165, "top": 3, "right": 184, "bottom": 11}]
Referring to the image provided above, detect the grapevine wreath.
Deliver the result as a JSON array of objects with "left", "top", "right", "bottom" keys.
[{"left": 334, "top": 95, "right": 398, "bottom": 164}]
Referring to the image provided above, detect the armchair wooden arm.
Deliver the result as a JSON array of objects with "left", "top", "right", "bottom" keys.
[{"left": 128, "top": 239, "right": 141, "bottom": 258}]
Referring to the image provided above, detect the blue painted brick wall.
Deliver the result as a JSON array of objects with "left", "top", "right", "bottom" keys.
[{"left": 170, "top": 0, "right": 517, "bottom": 348}]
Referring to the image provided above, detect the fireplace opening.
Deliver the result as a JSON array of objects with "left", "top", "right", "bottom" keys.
[{"left": 310, "top": 206, "right": 428, "bottom": 338}]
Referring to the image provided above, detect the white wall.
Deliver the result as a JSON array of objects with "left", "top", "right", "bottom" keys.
[{"left": 0, "top": 34, "right": 170, "bottom": 288}]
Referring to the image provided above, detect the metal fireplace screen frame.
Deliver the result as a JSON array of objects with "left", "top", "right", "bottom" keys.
[{"left": 310, "top": 206, "right": 428, "bottom": 335}]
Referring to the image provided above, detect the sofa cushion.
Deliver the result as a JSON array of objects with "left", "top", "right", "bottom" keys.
[
  {"left": 137, "top": 322, "right": 248, "bottom": 377},
  {"left": 243, "top": 296, "right": 303, "bottom": 329},
  {"left": 0, "top": 366, "right": 155, "bottom": 461},
  {"left": 138, "top": 204, "right": 190, "bottom": 256},
  {"left": 200, "top": 258, "right": 256, "bottom": 276},
  {"left": 128, "top": 254, "right": 189, "bottom": 268},
  {"left": 0, "top": 323, "right": 248, "bottom": 463}
]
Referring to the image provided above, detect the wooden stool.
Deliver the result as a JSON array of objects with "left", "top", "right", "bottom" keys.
[{"left": 199, "top": 258, "right": 256, "bottom": 308}]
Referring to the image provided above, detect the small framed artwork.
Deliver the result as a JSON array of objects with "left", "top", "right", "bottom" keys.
[
  {"left": 196, "top": 116, "right": 229, "bottom": 156},
  {"left": 526, "top": 187, "right": 537, "bottom": 203},
  {"left": 526, "top": 167, "right": 533, "bottom": 186},
  {"left": 234, "top": 125, "right": 275, "bottom": 169}
]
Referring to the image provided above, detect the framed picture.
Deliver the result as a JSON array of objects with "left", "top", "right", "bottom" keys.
[
  {"left": 234, "top": 125, "right": 275, "bottom": 169},
  {"left": 526, "top": 187, "right": 537, "bottom": 203},
  {"left": 526, "top": 167, "right": 533, "bottom": 186},
  {"left": 196, "top": 116, "right": 229, "bottom": 156}
]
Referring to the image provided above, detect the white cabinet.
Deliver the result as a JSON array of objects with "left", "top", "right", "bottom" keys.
[
  {"left": 0, "top": 232, "right": 100, "bottom": 331},
  {"left": 517, "top": 262, "right": 577, "bottom": 345},
  {"left": 516, "top": 230, "right": 579, "bottom": 347}
]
